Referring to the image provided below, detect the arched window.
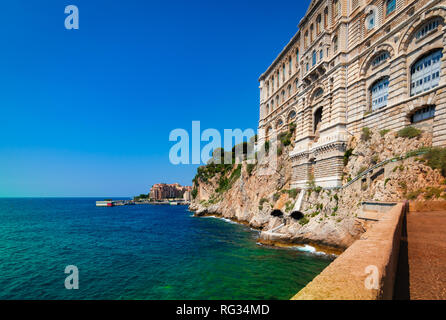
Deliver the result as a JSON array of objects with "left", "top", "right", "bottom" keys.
[
  {"left": 371, "top": 77, "right": 389, "bottom": 110},
  {"left": 289, "top": 57, "right": 292, "bottom": 73},
  {"left": 411, "top": 105, "right": 436, "bottom": 123},
  {"left": 319, "top": 50, "right": 323, "bottom": 60},
  {"left": 366, "top": 10, "right": 376, "bottom": 30},
  {"left": 416, "top": 19, "right": 441, "bottom": 40},
  {"left": 372, "top": 52, "right": 390, "bottom": 67},
  {"left": 314, "top": 88, "right": 324, "bottom": 99},
  {"left": 288, "top": 111, "right": 296, "bottom": 121},
  {"left": 288, "top": 85, "right": 292, "bottom": 97},
  {"left": 296, "top": 49, "right": 299, "bottom": 64},
  {"left": 266, "top": 104, "right": 270, "bottom": 115},
  {"left": 304, "top": 31, "right": 308, "bottom": 49},
  {"left": 295, "top": 79, "right": 299, "bottom": 91},
  {"left": 411, "top": 49, "right": 443, "bottom": 96},
  {"left": 386, "top": 0, "right": 396, "bottom": 16},
  {"left": 317, "top": 15, "right": 322, "bottom": 34},
  {"left": 271, "top": 99, "right": 275, "bottom": 109},
  {"left": 271, "top": 76, "right": 274, "bottom": 90},
  {"left": 283, "top": 64, "right": 286, "bottom": 81},
  {"left": 312, "top": 50, "right": 317, "bottom": 66},
  {"left": 333, "top": 36, "right": 338, "bottom": 53},
  {"left": 277, "top": 119, "right": 283, "bottom": 127},
  {"left": 281, "top": 90, "right": 286, "bottom": 102},
  {"left": 276, "top": 95, "right": 279, "bottom": 106},
  {"left": 277, "top": 71, "right": 280, "bottom": 87},
  {"left": 266, "top": 82, "right": 270, "bottom": 97}
]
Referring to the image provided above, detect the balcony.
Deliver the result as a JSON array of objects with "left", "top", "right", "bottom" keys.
[{"left": 303, "top": 61, "right": 328, "bottom": 85}]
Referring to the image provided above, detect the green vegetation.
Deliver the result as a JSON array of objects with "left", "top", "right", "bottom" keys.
[
  {"left": 406, "top": 189, "right": 422, "bottom": 200},
  {"left": 247, "top": 163, "right": 256, "bottom": 176},
  {"left": 285, "top": 201, "right": 294, "bottom": 212},
  {"left": 278, "top": 131, "right": 293, "bottom": 147},
  {"left": 371, "top": 155, "right": 379, "bottom": 165},
  {"left": 399, "top": 181, "right": 408, "bottom": 193},
  {"left": 299, "top": 217, "right": 310, "bottom": 226},
  {"left": 343, "top": 148, "right": 354, "bottom": 166},
  {"left": 423, "top": 147, "right": 446, "bottom": 177},
  {"left": 384, "top": 178, "right": 390, "bottom": 187},
  {"left": 191, "top": 188, "right": 198, "bottom": 199},
  {"left": 361, "top": 127, "right": 372, "bottom": 141},
  {"left": 357, "top": 166, "right": 367, "bottom": 176},
  {"left": 133, "top": 194, "right": 149, "bottom": 201},
  {"left": 273, "top": 192, "right": 281, "bottom": 202},
  {"left": 288, "top": 188, "right": 299, "bottom": 199},
  {"left": 215, "top": 164, "right": 242, "bottom": 194},
  {"left": 380, "top": 129, "right": 390, "bottom": 137},
  {"left": 397, "top": 126, "right": 422, "bottom": 139},
  {"left": 258, "top": 198, "right": 268, "bottom": 211},
  {"left": 424, "top": 187, "right": 443, "bottom": 200}
]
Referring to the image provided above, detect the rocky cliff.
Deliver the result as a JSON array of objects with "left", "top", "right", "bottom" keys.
[{"left": 190, "top": 127, "right": 446, "bottom": 252}]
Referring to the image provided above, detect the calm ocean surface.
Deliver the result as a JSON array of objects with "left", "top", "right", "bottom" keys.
[{"left": 0, "top": 198, "right": 332, "bottom": 300}]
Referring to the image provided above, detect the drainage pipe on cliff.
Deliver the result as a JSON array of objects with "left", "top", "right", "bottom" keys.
[{"left": 292, "top": 190, "right": 306, "bottom": 213}]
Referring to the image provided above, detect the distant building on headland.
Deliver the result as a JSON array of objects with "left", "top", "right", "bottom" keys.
[{"left": 149, "top": 183, "right": 192, "bottom": 201}]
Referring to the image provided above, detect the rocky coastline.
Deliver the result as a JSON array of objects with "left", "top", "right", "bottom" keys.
[{"left": 190, "top": 128, "right": 446, "bottom": 253}]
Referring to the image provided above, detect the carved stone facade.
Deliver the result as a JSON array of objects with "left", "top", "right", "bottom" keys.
[{"left": 258, "top": 0, "right": 446, "bottom": 188}]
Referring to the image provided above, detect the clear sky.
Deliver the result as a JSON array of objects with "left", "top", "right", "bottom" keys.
[{"left": 0, "top": 0, "right": 311, "bottom": 197}]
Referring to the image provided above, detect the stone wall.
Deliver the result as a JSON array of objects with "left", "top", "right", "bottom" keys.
[{"left": 292, "top": 202, "right": 406, "bottom": 300}]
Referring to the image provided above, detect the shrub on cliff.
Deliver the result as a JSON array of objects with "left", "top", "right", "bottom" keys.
[
  {"left": 343, "top": 148, "right": 354, "bottom": 166},
  {"left": 397, "top": 126, "right": 422, "bottom": 139},
  {"left": 424, "top": 187, "right": 443, "bottom": 200},
  {"left": 423, "top": 147, "right": 446, "bottom": 177},
  {"left": 361, "top": 127, "right": 372, "bottom": 141},
  {"left": 278, "top": 131, "right": 293, "bottom": 147},
  {"left": 380, "top": 129, "right": 390, "bottom": 137},
  {"left": 247, "top": 163, "right": 256, "bottom": 176},
  {"left": 191, "top": 188, "right": 198, "bottom": 199}
]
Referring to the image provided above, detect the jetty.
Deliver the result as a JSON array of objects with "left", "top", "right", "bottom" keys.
[{"left": 97, "top": 199, "right": 190, "bottom": 207}]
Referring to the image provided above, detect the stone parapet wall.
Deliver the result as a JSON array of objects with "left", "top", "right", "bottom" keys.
[{"left": 292, "top": 203, "right": 406, "bottom": 300}]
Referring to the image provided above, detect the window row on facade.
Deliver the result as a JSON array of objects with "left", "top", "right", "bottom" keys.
[{"left": 371, "top": 49, "right": 443, "bottom": 112}]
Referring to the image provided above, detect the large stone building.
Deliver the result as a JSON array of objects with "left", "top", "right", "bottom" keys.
[
  {"left": 258, "top": 0, "right": 446, "bottom": 188},
  {"left": 149, "top": 183, "right": 192, "bottom": 200}
]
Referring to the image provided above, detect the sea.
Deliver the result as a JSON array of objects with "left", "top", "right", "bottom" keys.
[{"left": 0, "top": 198, "right": 333, "bottom": 300}]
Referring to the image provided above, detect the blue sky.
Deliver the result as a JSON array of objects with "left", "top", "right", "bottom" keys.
[{"left": 0, "top": 0, "right": 311, "bottom": 197}]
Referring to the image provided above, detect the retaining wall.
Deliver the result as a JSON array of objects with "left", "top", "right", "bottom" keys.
[{"left": 292, "top": 203, "right": 406, "bottom": 300}]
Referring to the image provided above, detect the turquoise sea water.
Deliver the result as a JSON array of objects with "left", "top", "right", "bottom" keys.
[{"left": 0, "top": 198, "right": 332, "bottom": 300}]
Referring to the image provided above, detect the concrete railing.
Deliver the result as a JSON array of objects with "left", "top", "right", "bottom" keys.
[{"left": 292, "top": 202, "right": 407, "bottom": 300}]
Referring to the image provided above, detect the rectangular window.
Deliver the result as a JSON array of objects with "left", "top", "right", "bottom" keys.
[
  {"left": 411, "top": 106, "right": 436, "bottom": 123},
  {"left": 411, "top": 50, "right": 443, "bottom": 96},
  {"left": 371, "top": 78, "right": 389, "bottom": 111},
  {"left": 386, "top": 0, "right": 396, "bottom": 16}
]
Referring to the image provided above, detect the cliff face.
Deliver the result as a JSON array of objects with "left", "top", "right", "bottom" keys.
[{"left": 190, "top": 128, "right": 446, "bottom": 251}]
